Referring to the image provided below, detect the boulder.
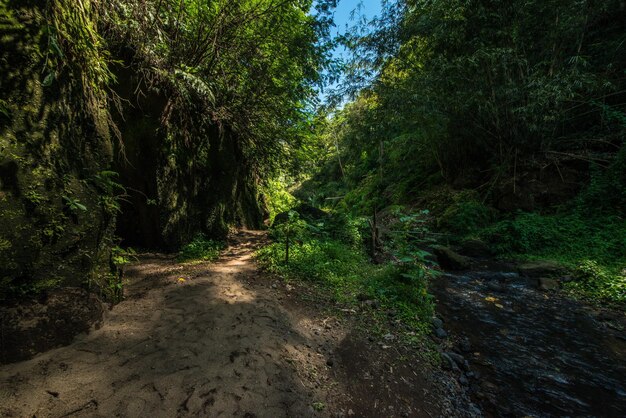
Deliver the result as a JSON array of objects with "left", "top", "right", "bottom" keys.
[
  {"left": 538, "top": 277, "right": 560, "bottom": 291},
  {"left": 459, "top": 238, "right": 493, "bottom": 258},
  {"left": 433, "top": 246, "right": 472, "bottom": 270},
  {"left": 435, "top": 328, "right": 448, "bottom": 339},
  {"left": 445, "top": 352, "right": 466, "bottom": 368},
  {"left": 431, "top": 317, "right": 444, "bottom": 329},
  {"left": 459, "top": 337, "right": 472, "bottom": 353},
  {"left": 486, "top": 280, "right": 503, "bottom": 291},
  {"left": 518, "top": 260, "right": 566, "bottom": 277},
  {"left": 441, "top": 353, "right": 460, "bottom": 371}
]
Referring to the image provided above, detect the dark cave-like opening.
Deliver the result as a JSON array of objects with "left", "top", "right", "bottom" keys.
[{"left": 112, "top": 64, "right": 166, "bottom": 250}]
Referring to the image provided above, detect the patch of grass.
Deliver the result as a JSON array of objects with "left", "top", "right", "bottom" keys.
[{"left": 177, "top": 234, "right": 225, "bottom": 263}]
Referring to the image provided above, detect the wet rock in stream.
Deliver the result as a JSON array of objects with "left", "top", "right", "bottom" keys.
[
  {"left": 431, "top": 317, "right": 444, "bottom": 329},
  {"left": 431, "top": 269, "right": 626, "bottom": 417},
  {"left": 537, "top": 277, "right": 560, "bottom": 291},
  {"left": 458, "top": 238, "right": 493, "bottom": 258},
  {"left": 433, "top": 246, "right": 472, "bottom": 270},
  {"left": 517, "top": 260, "right": 566, "bottom": 277},
  {"left": 434, "top": 328, "right": 448, "bottom": 339}
]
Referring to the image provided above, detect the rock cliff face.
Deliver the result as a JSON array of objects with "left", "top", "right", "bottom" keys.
[
  {"left": 0, "top": 2, "right": 267, "bottom": 363},
  {"left": 1, "top": 3, "right": 267, "bottom": 301},
  {"left": 110, "top": 60, "right": 267, "bottom": 250},
  {"left": 0, "top": 5, "right": 116, "bottom": 302}
]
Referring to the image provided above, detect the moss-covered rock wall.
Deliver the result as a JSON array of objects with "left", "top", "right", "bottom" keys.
[
  {"left": 111, "top": 61, "right": 267, "bottom": 250},
  {"left": 1, "top": 1, "right": 269, "bottom": 301},
  {"left": 0, "top": 4, "right": 116, "bottom": 301}
]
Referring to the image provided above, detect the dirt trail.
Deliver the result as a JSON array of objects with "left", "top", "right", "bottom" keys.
[{"left": 0, "top": 231, "right": 463, "bottom": 418}]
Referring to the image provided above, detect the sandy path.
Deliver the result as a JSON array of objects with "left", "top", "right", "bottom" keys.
[
  {"left": 1, "top": 230, "right": 466, "bottom": 418},
  {"left": 0, "top": 231, "right": 350, "bottom": 417}
]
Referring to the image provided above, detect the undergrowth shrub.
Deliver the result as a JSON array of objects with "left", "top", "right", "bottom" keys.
[
  {"left": 177, "top": 234, "right": 224, "bottom": 263},
  {"left": 563, "top": 260, "right": 626, "bottom": 304},
  {"left": 480, "top": 212, "right": 625, "bottom": 263},
  {"left": 437, "top": 191, "right": 495, "bottom": 235},
  {"left": 257, "top": 210, "right": 435, "bottom": 335},
  {"left": 442, "top": 152, "right": 626, "bottom": 305},
  {"left": 476, "top": 210, "right": 625, "bottom": 304},
  {"left": 577, "top": 147, "right": 626, "bottom": 215},
  {"left": 324, "top": 212, "right": 368, "bottom": 248},
  {"left": 263, "top": 180, "right": 297, "bottom": 223}
]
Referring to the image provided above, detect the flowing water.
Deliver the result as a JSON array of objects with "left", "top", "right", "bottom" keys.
[{"left": 431, "top": 269, "right": 626, "bottom": 417}]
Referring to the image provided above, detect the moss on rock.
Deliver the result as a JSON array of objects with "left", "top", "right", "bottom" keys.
[{"left": 0, "top": 3, "right": 115, "bottom": 301}]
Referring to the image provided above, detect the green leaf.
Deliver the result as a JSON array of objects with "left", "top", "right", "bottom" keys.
[
  {"left": 50, "top": 36, "right": 63, "bottom": 58},
  {"left": 42, "top": 72, "right": 55, "bottom": 87}
]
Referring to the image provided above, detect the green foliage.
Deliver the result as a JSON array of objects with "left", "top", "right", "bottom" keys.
[
  {"left": 110, "top": 245, "right": 136, "bottom": 267},
  {"left": 477, "top": 155, "right": 625, "bottom": 268},
  {"left": 105, "top": 246, "right": 137, "bottom": 303},
  {"left": 263, "top": 180, "right": 297, "bottom": 223},
  {"left": 12, "top": 277, "right": 63, "bottom": 299},
  {"left": 42, "top": 216, "right": 67, "bottom": 242},
  {"left": 383, "top": 206, "right": 435, "bottom": 263},
  {"left": 259, "top": 238, "right": 358, "bottom": 283},
  {"left": 270, "top": 210, "right": 307, "bottom": 238},
  {"left": 62, "top": 195, "right": 87, "bottom": 212},
  {"left": 4, "top": 0, "right": 329, "bottom": 303},
  {"left": 312, "top": 402, "right": 326, "bottom": 412},
  {"left": 271, "top": 207, "right": 366, "bottom": 249},
  {"left": 91, "top": 171, "right": 128, "bottom": 216},
  {"left": 25, "top": 189, "right": 46, "bottom": 206},
  {"left": 92, "top": 171, "right": 124, "bottom": 193},
  {"left": 564, "top": 260, "right": 626, "bottom": 304},
  {"left": 437, "top": 155, "right": 626, "bottom": 305},
  {"left": 475, "top": 210, "right": 625, "bottom": 304},
  {"left": 303, "top": 0, "right": 626, "bottom": 311},
  {"left": 437, "top": 192, "right": 495, "bottom": 235},
  {"left": 316, "top": 0, "right": 625, "bottom": 216},
  {"left": 257, "top": 211, "right": 435, "bottom": 335},
  {"left": 0, "top": 275, "right": 60, "bottom": 301},
  {"left": 482, "top": 211, "right": 623, "bottom": 259},
  {"left": 0, "top": 98, "right": 10, "bottom": 119},
  {"left": 328, "top": 212, "right": 367, "bottom": 248},
  {"left": 105, "top": 0, "right": 335, "bottom": 183},
  {"left": 576, "top": 148, "right": 626, "bottom": 215},
  {"left": 0, "top": 238, "right": 11, "bottom": 252},
  {"left": 177, "top": 234, "right": 225, "bottom": 263},
  {"left": 45, "top": 0, "right": 117, "bottom": 130}
]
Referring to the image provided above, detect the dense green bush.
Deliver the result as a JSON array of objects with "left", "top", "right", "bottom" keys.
[
  {"left": 480, "top": 212, "right": 624, "bottom": 261},
  {"left": 577, "top": 148, "right": 626, "bottom": 216}
]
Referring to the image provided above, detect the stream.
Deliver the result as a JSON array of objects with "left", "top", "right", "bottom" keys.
[{"left": 430, "top": 268, "right": 626, "bottom": 417}]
